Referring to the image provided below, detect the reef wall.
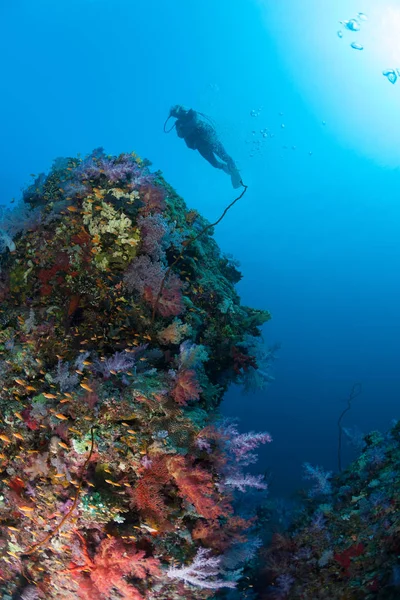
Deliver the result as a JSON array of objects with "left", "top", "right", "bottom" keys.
[
  {"left": 0, "top": 150, "right": 271, "bottom": 599},
  {"left": 260, "top": 423, "right": 400, "bottom": 599}
]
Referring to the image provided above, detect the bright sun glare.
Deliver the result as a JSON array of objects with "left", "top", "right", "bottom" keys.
[
  {"left": 259, "top": 0, "right": 400, "bottom": 166},
  {"left": 377, "top": 6, "right": 400, "bottom": 65}
]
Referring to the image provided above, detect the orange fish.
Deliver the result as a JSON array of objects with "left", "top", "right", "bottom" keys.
[
  {"left": 43, "top": 393, "right": 58, "bottom": 399},
  {"left": 54, "top": 414, "right": 68, "bottom": 421},
  {"left": 0, "top": 435, "right": 11, "bottom": 444},
  {"left": 68, "top": 427, "right": 81, "bottom": 435},
  {"left": 80, "top": 383, "right": 92, "bottom": 392}
]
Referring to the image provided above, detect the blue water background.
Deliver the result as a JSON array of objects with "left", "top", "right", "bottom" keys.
[{"left": 1, "top": 0, "right": 399, "bottom": 498}]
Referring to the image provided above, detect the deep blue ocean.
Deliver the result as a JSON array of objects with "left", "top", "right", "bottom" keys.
[{"left": 1, "top": 0, "right": 400, "bottom": 502}]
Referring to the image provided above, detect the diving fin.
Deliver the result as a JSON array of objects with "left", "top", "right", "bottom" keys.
[
  {"left": 221, "top": 163, "right": 243, "bottom": 188},
  {"left": 230, "top": 167, "right": 242, "bottom": 189}
]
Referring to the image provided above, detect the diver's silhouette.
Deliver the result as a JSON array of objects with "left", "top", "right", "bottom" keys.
[{"left": 165, "top": 106, "right": 242, "bottom": 189}]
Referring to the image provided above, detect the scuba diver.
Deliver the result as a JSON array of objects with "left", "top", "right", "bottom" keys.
[{"left": 165, "top": 105, "right": 243, "bottom": 189}]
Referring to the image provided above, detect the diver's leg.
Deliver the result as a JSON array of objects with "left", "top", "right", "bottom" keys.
[
  {"left": 213, "top": 142, "right": 242, "bottom": 188},
  {"left": 212, "top": 141, "right": 236, "bottom": 169},
  {"left": 197, "top": 145, "right": 225, "bottom": 169}
]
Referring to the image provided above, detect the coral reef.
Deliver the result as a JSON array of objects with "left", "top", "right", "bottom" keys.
[
  {"left": 260, "top": 422, "right": 400, "bottom": 599},
  {"left": 0, "top": 149, "right": 272, "bottom": 599}
]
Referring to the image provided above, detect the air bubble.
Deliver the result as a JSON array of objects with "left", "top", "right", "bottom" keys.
[
  {"left": 383, "top": 69, "right": 397, "bottom": 84},
  {"left": 345, "top": 19, "right": 360, "bottom": 31},
  {"left": 350, "top": 42, "right": 363, "bottom": 51}
]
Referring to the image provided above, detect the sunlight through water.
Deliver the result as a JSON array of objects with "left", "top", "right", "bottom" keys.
[{"left": 258, "top": 0, "right": 400, "bottom": 167}]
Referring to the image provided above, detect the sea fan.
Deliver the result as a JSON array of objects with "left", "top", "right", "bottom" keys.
[{"left": 171, "top": 369, "right": 201, "bottom": 405}]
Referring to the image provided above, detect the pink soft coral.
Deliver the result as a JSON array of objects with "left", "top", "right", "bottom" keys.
[{"left": 144, "top": 271, "right": 184, "bottom": 317}]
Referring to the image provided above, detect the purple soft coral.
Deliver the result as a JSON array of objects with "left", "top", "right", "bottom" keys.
[
  {"left": 73, "top": 148, "right": 153, "bottom": 187},
  {"left": 224, "top": 473, "right": 268, "bottom": 492},
  {"left": 138, "top": 214, "right": 170, "bottom": 260},
  {"left": 124, "top": 255, "right": 165, "bottom": 296},
  {"left": 303, "top": 462, "right": 332, "bottom": 497},
  {"left": 93, "top": 348, "right": 146, "bottom": 379},
  {"left": 223, "top": 422, "right": 272, "bottom": 466},
  {"left": 216, "top": 420, "right": 271, "bottom": 494},
  {"left": 18, "top": 586, "right": 39, "bottom": 600}
]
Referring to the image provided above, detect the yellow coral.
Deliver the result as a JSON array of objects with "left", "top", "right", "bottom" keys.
[
  {"left": 82, "top": 193, "right": 140, "bottom": 271},
  {"left": 157, "top": 319, "right": 192, "bottom": 345}
]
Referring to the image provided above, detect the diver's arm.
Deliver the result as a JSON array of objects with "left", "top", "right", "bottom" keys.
[
  {"left": 176, "top": 110, "right": 198, "bottom": 139},
  {"left": 175, "top": 120, "right": 185, "bottom": 138}
]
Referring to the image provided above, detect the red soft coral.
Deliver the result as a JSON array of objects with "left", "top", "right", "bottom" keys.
[
  {"left": 138, "top": 184, "right": 166, "bottom": 216},
  {"left": 130, "top": 455, "right": 172, "bottom": 529},
  {"left": 70, "top": 534, "right": 160, "bottom": 600},
  {"left": 334, "top": 543, "right": 364, "bottom": 577},
  {"left": 192, "top": 515, "right": 251, "bottom": 551},
  {"left": 168, "top": 455, "right": 231, "bottom": 520},
  {"left": 171, "top": 369, "right": 201, "bottom": 405},
  {"left": 132, "top": 479, "right": 166, "bottom": 521}
]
